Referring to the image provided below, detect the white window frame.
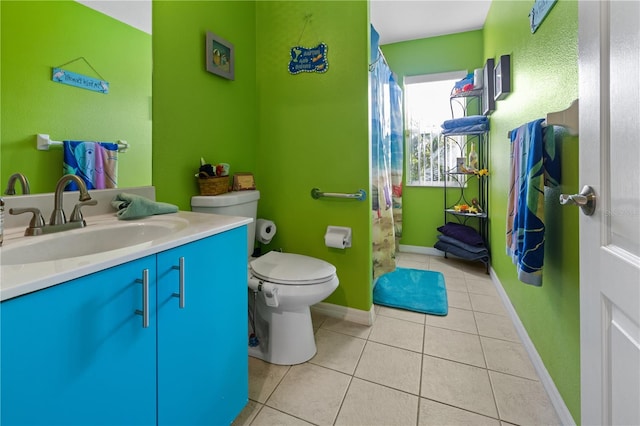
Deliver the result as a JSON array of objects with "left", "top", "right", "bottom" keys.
[{"left": 404, "top": 71, "right": 468, "bottom": 187}]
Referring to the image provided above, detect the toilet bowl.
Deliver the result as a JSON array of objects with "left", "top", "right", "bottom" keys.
[
  {"left": 248, "top": 251, "right": 339, "bottom": 364},
  {"left": 191, "top": 191, "right": 339, "bottom": 365}
]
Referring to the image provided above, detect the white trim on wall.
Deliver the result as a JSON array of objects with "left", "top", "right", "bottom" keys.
[
  {"left": 489, "top": 267, "right": 576, "bottom": 425},
  {"left": 398, "top": 244, "right": 444, "bottom": 257},
  {"left": 311, "top": 302, "right": 376, "bottom": 326}
]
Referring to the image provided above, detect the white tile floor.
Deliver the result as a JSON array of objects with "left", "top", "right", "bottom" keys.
[{"left": 233, "top": 253, "right": 561, "bottom": 426}]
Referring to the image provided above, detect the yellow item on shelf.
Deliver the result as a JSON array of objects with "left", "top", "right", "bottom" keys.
[{"left": 473, "top": 168, "right": 489, "bottom": 178}]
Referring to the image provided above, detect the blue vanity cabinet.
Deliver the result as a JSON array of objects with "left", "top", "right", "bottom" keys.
[
  {"left": 156, "top": 226, "right": 248, "bottom": 426},
  {"left": 1, "top": 225, "right": 249, "bottom": 426},
  {"left": 0, "top": 256, "right": 158, "bottom": 426}
]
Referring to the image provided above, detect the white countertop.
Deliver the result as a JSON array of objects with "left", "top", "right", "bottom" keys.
[{"left": 0, "top": 211, "right": 251, "bottom": 302}]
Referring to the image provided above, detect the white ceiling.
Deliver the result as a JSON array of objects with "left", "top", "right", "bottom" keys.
[
  {"left": 370, "top": 0, "right": 492, "bottom": 45},
  {"left": 75, "top": 1, "right": 489, "bottom": 46},
  {"left": 76, "top": 0, "right": 151, "bottom": 34}
]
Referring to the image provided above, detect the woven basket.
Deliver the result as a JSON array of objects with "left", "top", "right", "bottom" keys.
[{"left": 198, "top": 176, "right": 229, "bottom": 196}]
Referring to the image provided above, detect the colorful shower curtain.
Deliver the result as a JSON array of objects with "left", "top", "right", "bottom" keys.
[{"left": 371, "top": 25, "right": 403, "bottom": 280}]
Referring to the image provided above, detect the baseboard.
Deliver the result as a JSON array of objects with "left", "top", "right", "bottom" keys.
[
  {"left": 398, "top": 244, "right": 444, "bottom": 257},
  {"left": 489, "top": 267, "right": 576, "bottom": 426},
  {"left": 311, "top": 302, "right": 376, "bottom": 326}
]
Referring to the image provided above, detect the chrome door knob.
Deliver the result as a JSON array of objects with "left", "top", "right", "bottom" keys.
[{"left": 560, "top": 185, "right": 596, "bottom": 216}]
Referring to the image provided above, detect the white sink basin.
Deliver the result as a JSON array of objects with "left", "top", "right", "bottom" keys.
[
  {"left": 1, "top": 208, "right": 252, "bottom": 302},
  {"left": 1, "top": 217, "right": 189, "bottom": 266}
]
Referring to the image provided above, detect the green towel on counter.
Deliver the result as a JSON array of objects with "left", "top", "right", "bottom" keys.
[{"left": 111, "top": 193, "right": 178, "bottom": 220}]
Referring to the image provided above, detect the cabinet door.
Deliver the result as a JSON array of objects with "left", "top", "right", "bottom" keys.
[
  {"left": 156, "top": 226, "right": 248, "bottom": 426},
  {"left": 1, "top": 256, "right": 157, "bottom": 426}
]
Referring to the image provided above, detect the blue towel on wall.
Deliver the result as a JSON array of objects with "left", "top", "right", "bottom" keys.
[
  {"left": 63, "top": 141, "right": 118, "bottom": 190},
  {"left": 506, "top": 119, "right": 561, "bottom": 286}
]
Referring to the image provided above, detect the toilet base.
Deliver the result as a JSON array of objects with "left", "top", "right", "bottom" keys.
[{"left": 249, "top": 303, "right": 317, "bottom": 365}]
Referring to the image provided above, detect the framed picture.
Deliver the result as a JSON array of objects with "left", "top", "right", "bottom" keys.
[
  {"left": 494, "top": 55, "right": 511, "bottom": 101},
  {"left": 482, "top": 58, "right": 495, "bottom": 116},
  {"left": 232, "top": 173, "right": 256, "bottom": 191},
  {"left": 206, "top": 31, "right": 235, "bottom": 80},
  {"left": 529, "top": 0, "right": 558, "bottom": 33}
]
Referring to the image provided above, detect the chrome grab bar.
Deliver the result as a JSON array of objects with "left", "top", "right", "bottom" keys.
[{"left": 311, "top": 188, "right": 367, "bottom": 201}]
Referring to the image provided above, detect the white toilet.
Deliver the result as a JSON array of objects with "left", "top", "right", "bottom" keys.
[{"left": 192, "top": 190, "right": 339, "bottom": 365}]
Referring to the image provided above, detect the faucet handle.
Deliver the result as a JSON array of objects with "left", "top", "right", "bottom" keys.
[
  {"left": 70, "top": 199, "right": 98, "bottom": 223},
  {"left": 9, "top": 207, "right": 45, "bottom": 236}
]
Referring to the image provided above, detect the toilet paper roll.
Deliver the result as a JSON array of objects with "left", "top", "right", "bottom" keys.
[
  {"left": 325, "top": 232, "right": 347, "bottom": 249},
  {"left": 256, "top": 218, "right": 276, "bottom": 244}
]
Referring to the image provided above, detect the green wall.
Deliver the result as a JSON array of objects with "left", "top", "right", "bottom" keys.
[
  {"left": 380, "top": 30, "right": 485, "bottom": 248},
  {"left": 153, "top": 1, "right": 371, "bottom": 311},
  {"left": 484, "top": 1, "right": 580, "bottom": 422},
  {"left": 1, "top": 1, "right": 152, "bottom": 193},
  {"left": 383, "top": 2, "right": 580, "bottom": 422},
  {"left": 255, "top": 1, "right": 371, "bottom": 311},
  {"left": 152, "top": 0, "right": 258, "bottom": 210},
  {"left": 3, "top": 1, "right": 581, "bottom": 418}
]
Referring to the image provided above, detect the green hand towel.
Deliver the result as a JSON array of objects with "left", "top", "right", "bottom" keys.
[{"left": 111, "top": 193, "right": 178, "bottom": 220}]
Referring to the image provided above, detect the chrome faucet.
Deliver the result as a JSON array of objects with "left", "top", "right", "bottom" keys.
[
  {"left": 4, "top": 173, "right": 30, "bottom": 195},
  {"left": 50, "top": 174, "right": 93, "bottom": 225},
  {"left": 9, "top": 174, "right": 97, "bottom": 236}
]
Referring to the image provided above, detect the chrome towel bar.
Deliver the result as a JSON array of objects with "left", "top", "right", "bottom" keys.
[{"left": 311, "top": 188, "right": 367, "bottom": 201}]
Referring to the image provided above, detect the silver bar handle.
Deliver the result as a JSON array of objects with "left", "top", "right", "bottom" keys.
[
  {"left": 311, "top": 188, "right": 367, "bottom": 201},
  {"left": 135, "top": 269, "right": 150, "bottom": 328},
  {"left": 171, "top": 257, "right": 185, "bottom": 309}
]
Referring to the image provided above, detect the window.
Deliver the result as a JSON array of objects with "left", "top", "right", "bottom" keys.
[{"left": 405, "top": 71, "right": 467, "bottom": 187}]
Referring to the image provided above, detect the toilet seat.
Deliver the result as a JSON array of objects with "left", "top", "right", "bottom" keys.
[{"left": 250, "top": 251, "right": 336, "bottom": 285}]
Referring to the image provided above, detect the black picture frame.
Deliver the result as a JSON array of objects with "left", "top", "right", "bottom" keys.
[
  {"left": 482, "top": 58, "right": 495, "bottom": 116},
  {"left": 206, "top": 31, "right": 235, "bottom": 80},
  {"left": 494, "top": 55, "right": 511, "bottom": 101}
]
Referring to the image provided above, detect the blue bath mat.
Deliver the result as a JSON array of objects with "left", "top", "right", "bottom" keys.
[{"left": 373, "top": 268, "right": 448, "bottom": 316}]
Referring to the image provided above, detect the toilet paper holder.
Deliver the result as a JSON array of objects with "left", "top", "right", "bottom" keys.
[{"left": 325, "top": 226, "right": 352, "bottom": 248}]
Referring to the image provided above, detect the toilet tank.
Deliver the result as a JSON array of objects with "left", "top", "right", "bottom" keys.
[{"left": 191, "top": 190, "right": 260, "bottom": 256}]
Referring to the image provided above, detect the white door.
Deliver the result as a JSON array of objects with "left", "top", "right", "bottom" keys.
[{"left": 579, "top": 1, "right": 640, "bottom": 425}]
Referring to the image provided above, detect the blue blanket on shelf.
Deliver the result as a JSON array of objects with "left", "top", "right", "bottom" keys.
[
  {"left": 434, "top": 241, "right": 489, "bottom": 262},
  {"left": 442, "top": 115, "right": 488, "bottom": 129},
  {"left": 441, "top": 123, "right": 489, "bottom": 135}
]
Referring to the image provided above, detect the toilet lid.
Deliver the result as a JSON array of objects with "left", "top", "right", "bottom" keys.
[{"left": 250, "top": 251, "right": 336, "bottom": 285}]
